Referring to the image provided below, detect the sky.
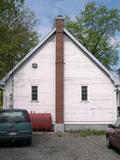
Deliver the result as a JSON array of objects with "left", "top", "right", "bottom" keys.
[
  {"left": 25, "top": 0, "right": 120, "bottom": 36},
  {"left": 25, "top": 0, "right": 120, "bottom": 68}
]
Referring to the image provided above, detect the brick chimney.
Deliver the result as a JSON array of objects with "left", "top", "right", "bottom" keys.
[{"left": 55, "top": 15, "right": 64, "bottom": 132}]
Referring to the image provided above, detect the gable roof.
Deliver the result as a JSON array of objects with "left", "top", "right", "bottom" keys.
[{"left": 0, "top": 28, "right": 120, "bottom": 86}]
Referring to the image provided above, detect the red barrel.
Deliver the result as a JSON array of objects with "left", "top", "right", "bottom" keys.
[{"left": 29, "top": 113, "right": 52, "bottom": 131}]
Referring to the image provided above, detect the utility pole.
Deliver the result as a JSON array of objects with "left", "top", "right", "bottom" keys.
[
  {"left": 116, "top": 68, "right": 120, "bottom": 117},
  {"left": 10, "top": 55, "right": 15, "bottom": 109},
  {"left": 0, "top": 89, "right": 3, "bottom": 109}
]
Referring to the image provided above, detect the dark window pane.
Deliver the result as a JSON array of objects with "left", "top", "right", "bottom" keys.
[
  {"left": 32, "top": 94, "right": 37, "bottom": 100},
  {"left": 31, "top": 86, "right": 38, "bottom": 101},
  {"left": 81, "top": 86, "right": 87, "bottom": 101}
]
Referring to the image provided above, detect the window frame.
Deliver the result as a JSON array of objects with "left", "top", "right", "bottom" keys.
[
  {"left": 31, "top": 86, "right": 38, "bottom": 101},
  {"left": 81, "top": 86, "right": 88, "bottom": 102}
]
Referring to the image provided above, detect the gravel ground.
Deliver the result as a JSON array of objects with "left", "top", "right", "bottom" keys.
[{"left": 0, "top": 132, "right": 120, "bottom": 160}]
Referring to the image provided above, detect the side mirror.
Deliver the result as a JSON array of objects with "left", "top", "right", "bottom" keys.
[{"left": 108, "top": 124, "right": 115, "bottom": 128}]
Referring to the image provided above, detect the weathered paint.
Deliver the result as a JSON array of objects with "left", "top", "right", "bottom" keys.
[{"left": 64, "top": 35, "right": 116, "bottom": 124}]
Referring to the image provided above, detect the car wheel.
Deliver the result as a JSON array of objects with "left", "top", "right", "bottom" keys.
[
  {"left": 106, "top": 136, "right": 112, "bottom": 148},
  {"left": 26, "top": 139, "right": 32, "bottom": 146}
]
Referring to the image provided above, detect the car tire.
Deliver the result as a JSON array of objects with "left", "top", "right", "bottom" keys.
[
  {"left": 106, "top": 136, "right": 112, "bottom": 148},
  {"left": 26, "top": 139, "right": 32, "bottom": 146}
]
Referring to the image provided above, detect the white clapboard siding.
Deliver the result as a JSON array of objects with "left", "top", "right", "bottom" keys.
[
  {"left": 3, "top": 32, "right": 117, "bottom": 125},
  {"left": 64, "top": 35, "right": 116, "bottom": 124},
  {"left": 3, "top": 36, "right": 56, "bottom": 122}
]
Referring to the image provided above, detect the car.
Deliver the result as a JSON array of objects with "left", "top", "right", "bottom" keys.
[
  {"left": 0, "top": 109, "right": 32, "bottom": 145},
  {"left": 106, "top": 117, "right": 120, "bottom": 149}
]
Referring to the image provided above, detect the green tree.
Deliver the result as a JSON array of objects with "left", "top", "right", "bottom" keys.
[
  {"left": 65, "top": 2, "right": 120, "bottom": 71},
  {"left": 0, "top": 0, "right": 39, "bottom": 79}
]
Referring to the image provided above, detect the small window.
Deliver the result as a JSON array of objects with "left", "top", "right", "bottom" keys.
[
  {"left": 81, "top": 86, "right": 88, "bottom": 101},
  {"left": 32, "top": 63, "right": 38, "bottom": 68},
  {"left": 31, "top": 86, "right": 38, "bottom": 101}
]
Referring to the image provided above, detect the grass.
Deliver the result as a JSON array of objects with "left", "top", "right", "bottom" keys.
[{"left": 67, "top": 129, "right": 106, "bottom": 137}]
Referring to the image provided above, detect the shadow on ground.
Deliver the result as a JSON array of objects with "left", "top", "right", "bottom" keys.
[{"left": 0, "top": 141, "right": 31, "bottom": 148}]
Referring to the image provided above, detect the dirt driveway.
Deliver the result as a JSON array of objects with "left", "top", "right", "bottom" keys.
[{"left": 0, "top": 133, "right": 120, "bottom": 160}]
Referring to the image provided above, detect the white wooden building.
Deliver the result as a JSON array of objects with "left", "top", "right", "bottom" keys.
[{"left": 0, "top": 16, "right": 120, "bottom": 132}]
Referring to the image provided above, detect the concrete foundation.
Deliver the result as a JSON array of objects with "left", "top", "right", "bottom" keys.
[
  {"left": 64, "top": 124, "right": 108, "bottom": 131},
  {"left": 54, "top": 123, "right": 64, "bottom": 132}
]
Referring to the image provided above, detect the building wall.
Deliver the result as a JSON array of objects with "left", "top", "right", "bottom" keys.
[
  {"left": 3, "top": 36, "right": 56, "bottom": 122},
  {"left": 3, "top": 33, "right": 117, "bottom": 125},
  {"left": 64, "top": 35, "right": 116, "bottom": 124}
]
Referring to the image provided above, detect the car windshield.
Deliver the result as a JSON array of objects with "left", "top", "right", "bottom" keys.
[{"left": 0, "top": 111, "right": 26, "bottom": 123}]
